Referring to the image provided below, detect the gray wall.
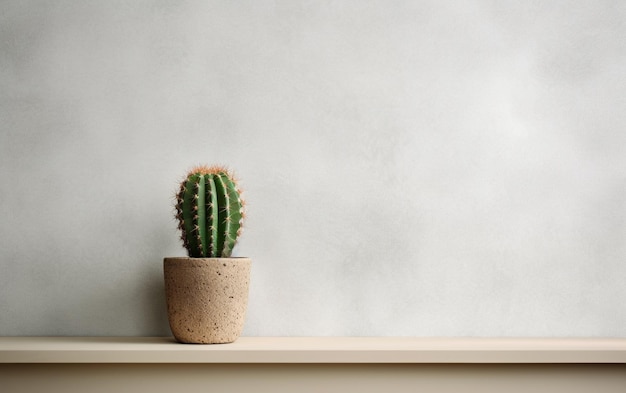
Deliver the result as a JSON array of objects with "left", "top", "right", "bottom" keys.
[{"left": 1, "top": 1, "right": 625, "bottom": 337}]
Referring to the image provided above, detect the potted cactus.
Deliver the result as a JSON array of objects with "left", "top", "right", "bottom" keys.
[{"left": 164, "top": 165, "right": 250, "bottom": 344}]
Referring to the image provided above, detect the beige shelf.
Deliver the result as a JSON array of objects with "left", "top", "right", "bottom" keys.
[{"left": 1, "top": 337, "right": 625, "bottom": 364}]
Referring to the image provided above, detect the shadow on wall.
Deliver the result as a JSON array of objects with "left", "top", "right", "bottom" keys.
[
  {"left": 13, "top": 264, "right": 171, "bottom": 337},
  {"left": 85, "top": 258, "right": 171, "bottom": 336},
  {"left": 66, "top": 232, "right": 173, "bottom": 336}
]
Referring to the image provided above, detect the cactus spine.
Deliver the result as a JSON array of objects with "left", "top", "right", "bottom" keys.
[{"left": 175, "top": 165, "right": 245, "bottom": 258}]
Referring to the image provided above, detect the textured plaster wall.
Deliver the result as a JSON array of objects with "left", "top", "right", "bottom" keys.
[{"left": 1, "top": 1, "right": 624, "bottom": 336}]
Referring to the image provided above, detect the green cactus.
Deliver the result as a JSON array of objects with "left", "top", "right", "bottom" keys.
[{"left": 175, "top": 165, "right": 245, "bottom": 258}]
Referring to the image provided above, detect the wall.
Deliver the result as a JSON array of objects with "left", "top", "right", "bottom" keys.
[{"left": 1, "top": 1, "right": 624, "bottom": 336}]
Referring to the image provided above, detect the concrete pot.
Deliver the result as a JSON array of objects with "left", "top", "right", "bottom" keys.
[{"left": 164, "top": 257, "right": 251, "bottom": 344}]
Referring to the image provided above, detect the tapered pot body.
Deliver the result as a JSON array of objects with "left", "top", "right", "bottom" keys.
[{"left": 164, "top": 257, "right": 251, "bottom": 344}]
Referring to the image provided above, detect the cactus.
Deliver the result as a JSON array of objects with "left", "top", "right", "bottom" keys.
[{"left": 175, "top": 165, "right": 245, "bottom": 258}]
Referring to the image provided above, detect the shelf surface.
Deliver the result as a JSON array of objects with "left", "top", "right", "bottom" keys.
[{"left": 1, "top": 337, "right": 625, "bottom": 364}]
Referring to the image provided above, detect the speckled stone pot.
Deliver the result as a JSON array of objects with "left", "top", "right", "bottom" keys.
[{"left": 164, "top": 257, "right": 251, "bottom": 344}]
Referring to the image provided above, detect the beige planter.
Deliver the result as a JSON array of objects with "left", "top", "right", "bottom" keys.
[{"left": 163, "top": 257, "right": 251, "bottom": 344}]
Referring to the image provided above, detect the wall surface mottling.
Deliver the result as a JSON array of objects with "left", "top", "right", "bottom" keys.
[{"left": 1, "top": 1, "right": 624, "bottom": 336}]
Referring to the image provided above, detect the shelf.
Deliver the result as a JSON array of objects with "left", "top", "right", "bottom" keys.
[{"left": 1, "top": 337, "right": 625, "bottom": 364}]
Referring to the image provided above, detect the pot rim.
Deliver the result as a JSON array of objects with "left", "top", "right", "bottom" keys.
[{"left": 163, "top": 257, "right": 251, "bottom": 265}]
